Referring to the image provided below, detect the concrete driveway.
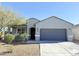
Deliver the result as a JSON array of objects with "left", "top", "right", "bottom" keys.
[{"left": 40, "top": 42, "right": 79, "bottom": 56}]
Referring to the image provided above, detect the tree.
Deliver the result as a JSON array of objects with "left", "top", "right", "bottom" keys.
[
  {"left": 0, "top": 7, "right": 26, "bottom": 39},
  {"left": 12, "top": 17, "right": 26, "bottom": 26}
]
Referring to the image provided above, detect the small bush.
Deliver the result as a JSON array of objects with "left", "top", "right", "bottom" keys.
[
  {"left": 15, "top": 33, "right": 28, "bottom": 42},
  {"left": 4, "top": 34, "right": 15, "bottom": 44}
]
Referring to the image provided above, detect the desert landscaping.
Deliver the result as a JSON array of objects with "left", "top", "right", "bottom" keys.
[{"left": 0, "top": 42, "right": 40, "bottom": 56}]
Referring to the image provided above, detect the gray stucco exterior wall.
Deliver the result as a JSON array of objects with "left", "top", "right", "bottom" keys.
[
  {"left": 35, "top": 16, "right": 74, "bottom": 41},
  {"left": 27, "top": 18, "right": 40, "bottom": 39}
]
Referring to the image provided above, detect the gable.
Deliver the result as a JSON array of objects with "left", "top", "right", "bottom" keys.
[
  {"left": 27, "top": 18, "right": 40, "bottom": 27},
  {"left": 36, "top": 16, "right": 73, "bottom": 28},
  {"left": 27, "top": 18, "right": 40, "bottom": 25}
]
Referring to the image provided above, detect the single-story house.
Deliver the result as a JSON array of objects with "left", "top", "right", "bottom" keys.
[
  {"left": 11, "top": 16, "right": 74, "bottom": 42},
  {"left": 27, "top": 16, "right": 74, "bottom": 42},
  {"left": 72, "top": 24, "right": 79, "bottom": 41}
]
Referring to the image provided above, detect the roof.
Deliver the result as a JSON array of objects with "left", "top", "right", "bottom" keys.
[
  {"left": 27, "top": 18, "right": 40, "bottom": 25},
  {"left": 11, "top": 24, "right": 27, "bottom": 28},
  {"left": 28, "top": 18, "right": 40, "bottom": 22},
  {"left": 73, "top": 24, "right": 79, "bottom": 28},
  {"left": 36, "top": 16, "right": 74, "bottom": 25}
]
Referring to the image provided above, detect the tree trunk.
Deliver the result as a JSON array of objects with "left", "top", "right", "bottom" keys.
[{"left": 2, "top": 27, "right": 5, "bottom": 40}]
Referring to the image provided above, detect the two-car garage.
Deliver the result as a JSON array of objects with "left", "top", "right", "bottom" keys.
[{"left": 40, "top": 29, "right": 67, "bottom": 41}]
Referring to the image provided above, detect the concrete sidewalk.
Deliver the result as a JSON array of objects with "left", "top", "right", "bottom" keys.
[{"left": 40, "top": 42, "right": 79, "bottom": 56}]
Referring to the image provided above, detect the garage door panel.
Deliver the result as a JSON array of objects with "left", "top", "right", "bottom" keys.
[{"left": 40, "top": 29, "right": 67, "bottom": 41}]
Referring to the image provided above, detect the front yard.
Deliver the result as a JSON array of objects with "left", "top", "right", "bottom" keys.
[
  {"left": 0, "top": 42, "right": 40, "bottom": 56},
  {"left": 1, "top": 41, "right": 79, "bottom": 56}
]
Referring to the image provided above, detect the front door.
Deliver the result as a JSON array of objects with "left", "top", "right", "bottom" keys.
[{"left": 30, "top": 27, "right": 35, "bottom": 40}]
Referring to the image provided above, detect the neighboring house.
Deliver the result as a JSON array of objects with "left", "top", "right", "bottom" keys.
[
  {"left": 72, "top": 24, "right": 79, "bottom": 41},
  {"left": 11, "top": 16, "right": 74, "bottom": 42}
]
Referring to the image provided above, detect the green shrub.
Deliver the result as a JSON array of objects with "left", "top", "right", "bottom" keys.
[
  {"left": 15, "top": 33, "right": 28, "bottom": 42},
  {"left": 4, "top": 34, "right": 15, "bottom": 44}
]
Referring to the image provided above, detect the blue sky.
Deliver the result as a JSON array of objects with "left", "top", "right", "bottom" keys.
[{"left": 1, "top": 2, "right": 79, "bottom": 24}]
